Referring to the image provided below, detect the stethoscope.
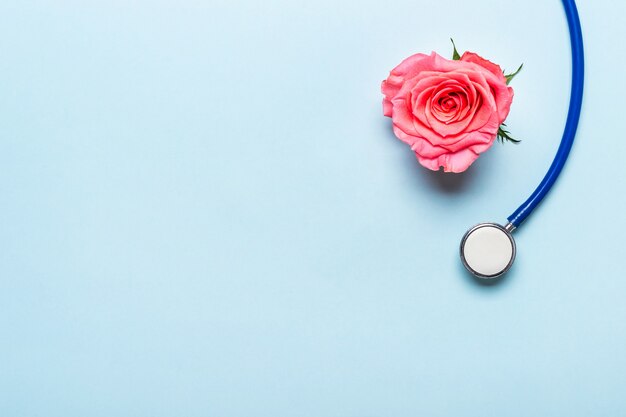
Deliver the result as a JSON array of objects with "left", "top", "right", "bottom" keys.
[{"left": 460, "top": 0, "right": 584, "bottom": 279}]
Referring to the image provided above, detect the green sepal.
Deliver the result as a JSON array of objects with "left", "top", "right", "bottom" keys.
[
  {"left": 497, "top": 123, "right": 521, "bottom": 144},
  {"left": 504, "top": 63, "right": 523, "bottom": 85},
  {"left": 450, "top": 38, "right": 461, "bottom": 60}
]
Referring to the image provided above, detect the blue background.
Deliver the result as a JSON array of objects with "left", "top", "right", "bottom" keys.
[{"left": 1, "top": 0, "right": 624, "bottom": 416}]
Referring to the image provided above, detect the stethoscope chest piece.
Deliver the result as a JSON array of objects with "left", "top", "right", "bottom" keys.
[{"left": 460, "top": 223, "right": 516, "bottom": 279}]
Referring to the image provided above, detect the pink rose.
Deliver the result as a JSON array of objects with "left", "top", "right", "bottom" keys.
[{"left": 382, "top": 51, "right": 514, "bottom": 173}]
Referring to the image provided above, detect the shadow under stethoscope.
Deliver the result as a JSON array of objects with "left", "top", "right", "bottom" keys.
[{"left": 459, "top": 260, "right": 517, "bottom": 290}]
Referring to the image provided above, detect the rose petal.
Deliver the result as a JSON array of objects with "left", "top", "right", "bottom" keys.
[
  {"left": 460, "top": 51, "right": 507, "bottom": 84},
  {"left": 381, "top": 51, "right": 515, "bottom": 172}
]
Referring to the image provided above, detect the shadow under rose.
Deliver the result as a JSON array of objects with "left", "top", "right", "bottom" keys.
[
  {"left": 420, "top": 167, "right": 477, "bottom": 193},
  {"left": 383, "top": 121, "right": 482, "bottom": 194}
]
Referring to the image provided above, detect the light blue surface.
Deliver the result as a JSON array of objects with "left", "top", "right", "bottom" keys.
[{"left": 1, "top": 1, "right": 625, "bottom": 416}]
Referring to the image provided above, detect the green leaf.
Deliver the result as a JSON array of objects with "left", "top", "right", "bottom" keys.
[
  {"left": 450, "top": 38, "right": 461, "bottom": 60},
  {"left": 504, "top": 63, "right": 523, "bottom": 85},
  {"left": 497, "top": 124, "right": 521, "bottom": 144}
]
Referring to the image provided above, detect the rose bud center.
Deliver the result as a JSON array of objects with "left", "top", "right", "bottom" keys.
[{"left": 430, "top": 86, "right": 470, "bottom": 124}]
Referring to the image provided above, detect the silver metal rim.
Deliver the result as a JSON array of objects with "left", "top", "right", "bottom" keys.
[{"left": 459, "top": 222, "right": 517, "bottom": 279}]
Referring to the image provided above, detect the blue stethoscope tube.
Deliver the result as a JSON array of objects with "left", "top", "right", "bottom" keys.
[{"left": 507, "top": 0, "right": 584, "bottom": 228}]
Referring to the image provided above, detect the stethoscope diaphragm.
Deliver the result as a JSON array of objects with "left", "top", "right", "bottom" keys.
[{"left": 460, "top": 223, "right": 516, "bottom": 279}]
